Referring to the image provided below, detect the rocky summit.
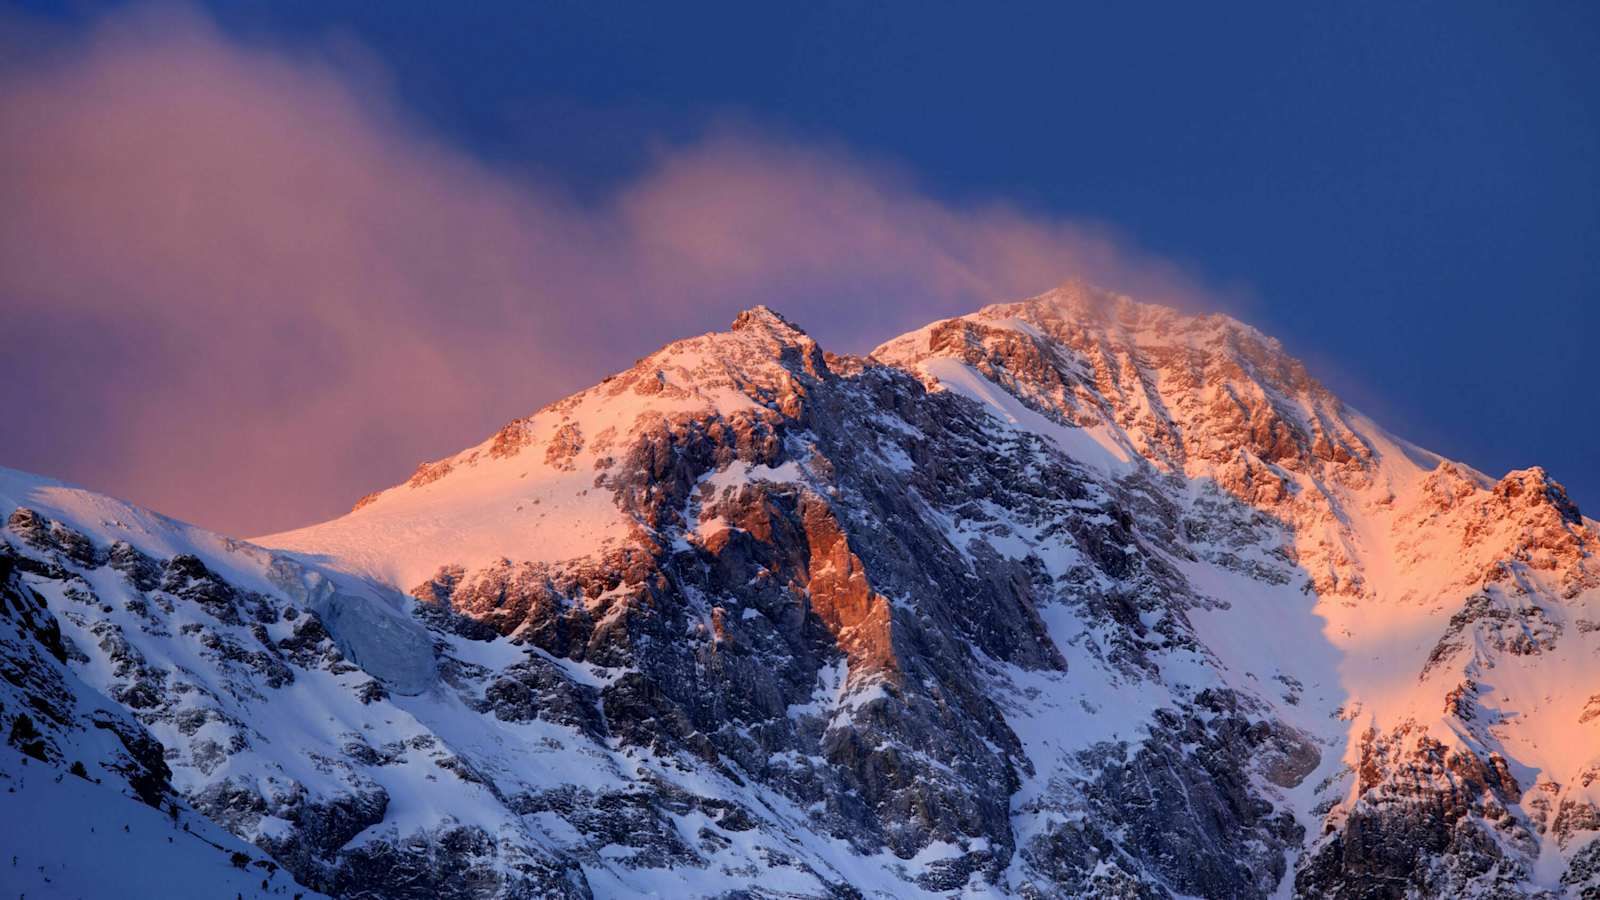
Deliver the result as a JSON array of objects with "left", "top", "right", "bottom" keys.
[{"left": 3, "top": 282, "right": 1598, "bottom": 898}]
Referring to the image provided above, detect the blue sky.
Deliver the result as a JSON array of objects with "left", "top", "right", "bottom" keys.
[{"left": 3, "top": 0, "right": 1596, "bottom": 530}]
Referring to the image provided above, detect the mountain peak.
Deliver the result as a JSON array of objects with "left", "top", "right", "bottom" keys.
[
  {"left": 265, "top": 305, "right": 833, "bottom": 573},
  {"left": 1496, "top": 465, "right": 1583, "bottom": 524},
  {"left": 729, "top": 304, "right": 806, "bottom": 336},
  {"left": 15, "top": 280, "right": 1600, "bottom": 898}
]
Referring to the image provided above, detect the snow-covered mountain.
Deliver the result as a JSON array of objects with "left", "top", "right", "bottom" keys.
[{"left": 3, "top": 282, "right": 1597, "bottom": 898}]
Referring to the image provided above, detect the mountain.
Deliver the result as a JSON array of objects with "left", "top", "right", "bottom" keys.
[{"left": 3, "top": 282, "right": 1597, "bottom": 898}]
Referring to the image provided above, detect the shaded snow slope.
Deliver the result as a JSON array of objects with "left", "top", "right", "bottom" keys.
[
  {"left": 0, "top": 467, "right": 436, "bottom": 696},
  {"left": 0, "top": 745, "right": 324, "bottom": 900}
]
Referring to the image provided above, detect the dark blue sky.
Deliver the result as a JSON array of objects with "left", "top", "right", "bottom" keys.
[{"left": 12, "top": 0, "right": 1600, "bottom": 512}]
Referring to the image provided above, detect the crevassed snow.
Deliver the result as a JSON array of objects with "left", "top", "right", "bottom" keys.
[{"left": 267, "top": 559, "right": 436, "bottom": 695}]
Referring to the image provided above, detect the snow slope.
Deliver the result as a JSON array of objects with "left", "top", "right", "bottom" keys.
[{"left": 0, "top": 744, "right": 323, "bottom": 900}]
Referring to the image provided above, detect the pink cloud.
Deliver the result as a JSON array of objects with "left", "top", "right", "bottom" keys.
[{"left": 0, "top": 5, "right": 1230, "bottom": 536}]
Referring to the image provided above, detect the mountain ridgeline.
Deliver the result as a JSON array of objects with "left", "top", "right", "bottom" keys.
[{"left": 3, "top": 283, "right": 1598, "bottom": 898}]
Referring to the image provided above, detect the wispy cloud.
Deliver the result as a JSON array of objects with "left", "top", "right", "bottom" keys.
[{"left": 0, "top": 4, "right": 1228, "bottom": 536}]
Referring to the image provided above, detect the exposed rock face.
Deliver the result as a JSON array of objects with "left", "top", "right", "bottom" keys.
[
  {"left": 1296, "top": 724, "right": 1534, "bottom": 898},
  {"left": 5, "top": 284, "right": 1599, "bottom": 897}
]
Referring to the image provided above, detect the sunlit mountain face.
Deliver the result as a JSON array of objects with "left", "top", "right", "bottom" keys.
[{"left": 4, "top": 282, "right": 1597, "bottom": 898}]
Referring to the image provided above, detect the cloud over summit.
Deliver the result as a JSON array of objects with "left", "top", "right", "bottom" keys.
[{"left": 0, "top": 5, "right": 1224, "bottom": 535}]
